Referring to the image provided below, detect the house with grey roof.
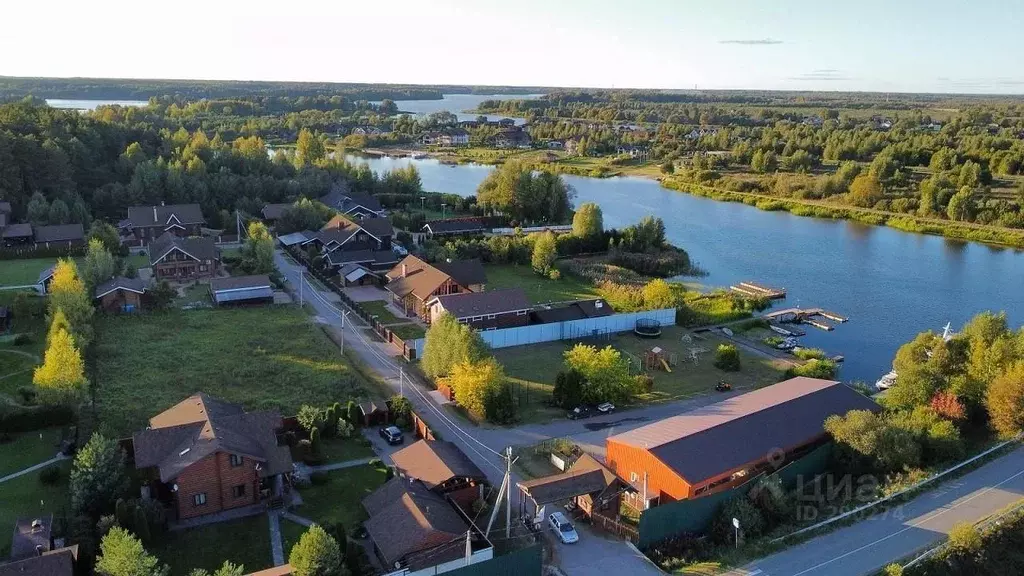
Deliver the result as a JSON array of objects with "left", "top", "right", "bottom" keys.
[
  {"left": 124, "top": 203, "right": 205, "bottom": 243},
  {"left": 94, "top": 276, "right": 147, "bottom": 312},
  {"left": 132, "top": 393, "right": 292, "bottom": 520},
  {"left": 149, "top": 232, "right": 220, "bottom": 281},
  {"left": 320, "top": 184, "right": 385, "bottom": 219},
  {"left": 32, "top": 224, "right": 84, "bottom": 248},
  {"left": 427, "top": 288, "right": 531, "bottom": 330}
]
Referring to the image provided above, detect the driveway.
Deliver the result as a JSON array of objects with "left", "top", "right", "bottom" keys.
[
  {"left": 343, "top": 285, "right": 391, "bottom": 302},
  {"left": 552, "top": 524, "right": 662, "bottom": 575}
]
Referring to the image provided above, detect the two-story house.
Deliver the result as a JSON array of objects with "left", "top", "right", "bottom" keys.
[
  {"left": 301, "top": 214, "right": 399, "bottom": 274},
  {"left": 149, "top": 232, "right": 220, "bottom": 281},
  {"left": 132, "top": 393, "right": 293, "bottom": 520},
  {"left": 320, "top": 185, "right": 385, "bottom": 219},
  {"left": 124, "top": 204, "right": 205, "bottom": 243},
  {"left": 384, "top": 255, "right": 487, "bottom": 321}
]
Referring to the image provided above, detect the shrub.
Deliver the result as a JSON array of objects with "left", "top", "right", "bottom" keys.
[
  {"left": 297, "top": 405, "right": 323, "bottom": 434},
  {"left": 294, "top": 439, "right": 312, "bottom": 462},
  {"left": 13, "top": 334, "right": 32, "bottom": 346},
  {"left": 336, "top": 419, "right": 354, "bottom": 439},
  {"left": 787, "top": 359, "right": 837, "bottom": 379},
  {"left": 711, "top": 497, "right": 765, "bottom": 545},
  {"left": 39, "top": 465, "right": 62, "bottom": 485},
  {"left": 16, "top": 386, "right": 37, "bottom": 404},
  {"left": 946, "top": 522, "right": 982, "bottom": 554},
  {"left": 310, "top": 471, "right": 330, "bottom": 486},
  {"left": 713, "top": 344, "right": 741, "bottom": 372},
  {"left": 0, "top": 402, "right": 75, "bottom": 433},
  {"left": 793, "top": 348, "right": 826, "bottom": 360}
]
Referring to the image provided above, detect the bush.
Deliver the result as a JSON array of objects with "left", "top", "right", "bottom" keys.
[
  {"left": 714, "top": 344, "right": 741, "bottom": 372},
  {"left": 336, "top": 419, "right": 354, "bottom": 439},
  {"left": 946, "top": 522, "right": 982, "bottom": 554},
  {"left": 13, "top": 334, "right": 32, "bottom": 346},
  {"left": 310, "top": 471, "right": 330, "bottom": 486},
  {"left": 644, "top": 533, "right": 713, "bottom": 571},
  {"left": 793, "top": 348, "right": 826, "bottom": 360},
  {"left": 0, "top": 403, "right": 75, "bottom": 433},
  {"left": 787, "top": 359, "right": 837, "bottom": 379},
  {"left": 294, "top": 439, "right": 312, "bottom": 463},
  {"left": 39, "top": 465, "right": 62, "bottom": 485},
  {"left": 711, "top": 497, "right": 765, "bottom": 545},
  {"left": 16, "top": 386, "right": 37, "bottom": 404}
]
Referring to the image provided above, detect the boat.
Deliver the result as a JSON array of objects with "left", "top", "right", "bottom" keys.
[
  {"left": 875, "top": 369, "right": 898, "bottom": 390},
  {"left": 770, "top": 325, "right": 793, "bottom": 336},
  {"left": 722, "top": 327, "right": 734, "bottom": 337}
]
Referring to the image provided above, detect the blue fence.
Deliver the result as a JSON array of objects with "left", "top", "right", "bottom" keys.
[{"left": 405, "top": 308, "right": 676, "bottom": 357}]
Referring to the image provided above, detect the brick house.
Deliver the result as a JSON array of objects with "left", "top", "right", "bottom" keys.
[
  {"left": 124, "top": 204, "right": 205, "bottom": 243},
  {"left": 605, "top": 377, "right": 880, "bottom": 509},
  {"left": 149, "top": 232, "right": 220, "bottom": 281},
  {"left": 389, "top": 439, "right": 488, "bottom": 512},
  {"left": 132, "top": 393, "right": 293, "bottom": 520},
  {"left": 94, "top": 276, "right": 147, "bottom": 312},
  {"left": 384, "top": 255, "right": 486, "bottom": 321},
  {"left": 427, "top": 288, "right": 531, "bottom": 330}
]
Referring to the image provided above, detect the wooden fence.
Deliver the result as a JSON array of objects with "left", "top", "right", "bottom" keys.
[{"left": 592, "top": 510, "right": 640, "bottom": 544}]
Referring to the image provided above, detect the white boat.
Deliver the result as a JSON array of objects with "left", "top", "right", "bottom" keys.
[
  {"left": 770, "top": 325, "right": 792, "bottom": 336},
  {"left": 875, "top": 370, "right": 898, "bottom": 390}
]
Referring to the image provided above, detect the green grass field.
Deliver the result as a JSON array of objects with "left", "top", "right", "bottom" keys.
[
  {"left": 93, "top": 306, "right": 377, "bottom": 436},
  {"left": 388, "top": 324, "right": 426, "bottom": 340},
  {"left": 495, "top": 326, "right": 788, "bottom": 423},
  {"left": 0, "top": 461, "right": 71, "bottom": 559},
  {"left": 358, "top": 300, "right": 405, "bottom": 325},
  {"left": 0, "top": 427, "right": 63, "bottom": 477},
  {"left": 484, "top": 263, "right": 599, "bottom": 305},
  {"left": 0, "top": 257, "right": 81, "bottom": 287},
  {"left": 311, "top": 436, "right": 375, "bottom": 464},
  {"left": 290, "top": 464, "right": 388, "bottom": 529},
  {"left": 153, "top": 514, "right": 272, "bottom": 576}
]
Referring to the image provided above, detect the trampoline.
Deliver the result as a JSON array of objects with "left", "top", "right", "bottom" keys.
[{"left": 634, "top": 318, "right": 662, "bottom": 338}]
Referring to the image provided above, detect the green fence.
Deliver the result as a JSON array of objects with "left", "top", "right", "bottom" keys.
[
  {"left": 636, "top": 443, "right": 835, "bottom": 548},
  {"left": 637, "top": 475, "right": 761, "bottom": 548},
  {"left": 445, "top": 545, "right": 542, "bottom": 576}
]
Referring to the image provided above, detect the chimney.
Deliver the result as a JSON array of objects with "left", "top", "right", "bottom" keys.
[
  {"left": 402, "top": 264, "right": 407, "bottom": 278},
  {"left": 153, "top": 206, "right": 157, "bottom": 221}
]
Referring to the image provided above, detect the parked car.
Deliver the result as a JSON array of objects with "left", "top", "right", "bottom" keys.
[
  {"left": 715, "top": 381, "right": 732, "bottom": 392},
  {"left": 548, "top": 512, "right": 579, "bottom": 544},
  {"left": 567, "top": 406, "right": 592, "bottom": 420},
  {"left": 596, "top": 402, "right": 615, "bottom": 414},
  {"left": 379, "top": 425, "right": 403, "bottom": 445}
]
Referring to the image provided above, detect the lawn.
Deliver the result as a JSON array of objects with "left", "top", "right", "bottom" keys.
[
  {"left": 290, "top": 464, "right": 388, "bottom": 530},
  {"left": 153, "top": 514, "right": 272, "bottom": 576},
  {"left": 484, "top": 263, "right": 599, "bottom": 305},
  {"left": 0, "top": 257, "right": 81, "bottom": 287},
  {"left": 0, "top": 349, "right": 38, "bottom": 403},
  {"left": 313, "top": 436, "right": 375, "bottom": 464},
  {"left": 93, "top": 306, "right": 378, "bottom": 436},
  {"left": 494, "top": 326, "right": 788, "bottom": 423},
  {"left": 0, "top": 427, "right": 64, "bottom": 477},
  {"left": 279, "top": 518, "right": 308, "bottom": 559},
  {"left": 127, "top": 253, "right": 151, "bottom": 270},
  {"left": 0, "top": 461, "right": 71, "bottom": 559},
  {"left": 358, "top": 300, "right": 405, "bottom": 325},
  {"left": 388, "top": 324, "right": 426, "bottom": 340},
  {"left": 172, "top": 283, "right": 211, "bottom": 307}
]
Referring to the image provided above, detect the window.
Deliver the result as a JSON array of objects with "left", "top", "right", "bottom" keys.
[
  {"left": 193, "top": 493, "right": 207, "bottom": 506},
  {"left": 230, "top": 454, "right": 243, "bottom": 467},
  {"left": 630, "top": 472, "right": 639, "bottom": 483},
  {"left": 232, "top": 484, "right": 247, "bottom": 498},
  {"left": 486, "top": 314, "right": 496, "bottom": 320},
  {"left": 516, "top": 310, "right": 527, "bottom": 316},
  {"left": 471, "top": 316, "right": 483, "bottom": 322}
]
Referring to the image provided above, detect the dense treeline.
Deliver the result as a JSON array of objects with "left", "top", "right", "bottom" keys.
[{"left": 0, "top": 76, "right": 548, "bottom": 101}]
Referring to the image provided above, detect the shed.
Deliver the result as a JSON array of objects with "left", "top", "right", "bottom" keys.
[{"left": 209, "top": 275, "right": 274, "bottom": 305}]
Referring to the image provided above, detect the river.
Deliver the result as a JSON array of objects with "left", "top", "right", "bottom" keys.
[
  {"left": 46, "top": 99, "right": 149, "bottom": 110},
  {"left": 372, "top": 93, "right": 542, "bottom": 125},
  {"left": 345, "top": 154, "right": 1024, "bottom": 383}
]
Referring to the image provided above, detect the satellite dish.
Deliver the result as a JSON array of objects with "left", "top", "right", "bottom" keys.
[{"left": 171, "top": 484, "right": 179, "bottom": 492}]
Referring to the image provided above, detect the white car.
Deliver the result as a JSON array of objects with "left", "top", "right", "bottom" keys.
[{"left": 548, "top": 511, "right": 579, "bottom": 544}]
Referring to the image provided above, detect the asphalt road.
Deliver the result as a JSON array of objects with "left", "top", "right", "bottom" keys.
[{"left": 732, "top": 445, "right": 1024, "bottom": 576}]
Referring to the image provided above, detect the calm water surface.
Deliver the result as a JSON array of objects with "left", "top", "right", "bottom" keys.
[
  {"left": 46, "top": 99, "right": 149, "bottom": 110},
  {"left": 348, "top": 155, "right": 1024, "bottom": 383},
  {"left": 374, "top": 93, "right": 542, "bottom": 125}
]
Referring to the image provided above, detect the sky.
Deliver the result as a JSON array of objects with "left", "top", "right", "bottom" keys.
[{"left": 4, "top": 0, "right": 1024, "bottom": 94}]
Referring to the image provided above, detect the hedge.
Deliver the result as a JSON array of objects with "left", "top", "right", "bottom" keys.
[{"left": 0, "top": 403, "right": 76, "bottom": 433}]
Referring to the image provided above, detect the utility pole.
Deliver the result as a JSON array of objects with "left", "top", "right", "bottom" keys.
[
  {"left": 399, "top": 368, "right": 404, "bottom": 397},
  {"left": 505, "top": 446, "right": 513, "bottom": 538},
  {"left": 464, "top": 529, "right": 472, "bottom": 566},
  {"left": 643, "top": 472, "right": 648, "bottom": 510},
  {"left": 298, "top": 271, "right": 303, "bottom": 306},
  {"left": 339, "top": 310, "right": 349, "bottom": 354},
  {"left": 236, "top": 209, "right": 241, "bottom": 242}
]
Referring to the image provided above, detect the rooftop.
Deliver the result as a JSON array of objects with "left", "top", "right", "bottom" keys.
[
  {"left": 390, "top": 440, "right": 487, "bottom": 490},
  {"left": 127, "top": 203, "right": 205, "bottom": 227},
  {"left": 433, "top": 288, "right": 530, "bottom": 319},
  {"left": 33, "top": 224, "right": 84, "bottom": 243}
]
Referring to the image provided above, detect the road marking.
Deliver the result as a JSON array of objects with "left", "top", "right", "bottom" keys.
[{"left": 785, "top": 466, "right": 1024, "bottom": 575}]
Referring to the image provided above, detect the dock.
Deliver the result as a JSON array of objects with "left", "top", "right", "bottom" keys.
[
  {"left": 730, "top": 281, "right": 786, "bottom": 300},
  {"left": 762, "top": 307, "right": 848, "bottom": 332}
]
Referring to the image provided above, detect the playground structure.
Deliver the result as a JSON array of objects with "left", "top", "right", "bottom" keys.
[
  {"left": 644, "top": 346, "right": 678, "bottom": 372},
  {"left": 634, "top": 318, "right": 662, "bottom": 338}
]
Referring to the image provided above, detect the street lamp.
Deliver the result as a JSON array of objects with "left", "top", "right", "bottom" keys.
[
  {"left": 420, "top": 196, "right": 426, "bottom": 212},
  {"left": 732, "top": 517, "right": 740, "bottom": 548},
  {"left": 441, "top": 203, "right": 448, "bottom": 219}
]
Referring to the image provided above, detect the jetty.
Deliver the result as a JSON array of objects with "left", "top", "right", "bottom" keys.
[
  {"left": 730, "top": 281, "right": 786, "bottom": 300},
  {"left": 762, "top": 307, "right": 849, "bottom": 332}
]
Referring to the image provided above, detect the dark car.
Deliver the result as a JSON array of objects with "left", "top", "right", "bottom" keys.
[
  {"left": 567, "top": 406, "right": 592, "bottom": 420},
  {"left": 379, "top": 425, "right": 403, "bottom": 445},
  {"left": 715, "top": 381, "right": 733, "bottom": 392}
]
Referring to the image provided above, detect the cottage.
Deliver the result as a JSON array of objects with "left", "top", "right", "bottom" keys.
[
  {"left": 320, "top": 185, "right": 386, "bottom": 219},
  {"left": 606, "top": 377, "right": 880, "bottom": 509},
  {"left": 517, "top": 453, "right": 626, "bottom": 523},
  {"left": 390, "top": 439, "right": 488, "bottom": 510},
  {"left": 124, "top": 204, "right": 205, "bottom": 243},
  {"left": 303, "top": 215, "right": 397, "bottom": 273},
  {"left": 32, "top": 224, "right": 84, "bottom": 249},
  {"left": 209, "top": 275, "right": 274, "bottom": 306},
  {"left": 420, "top": 218, "right": 487, "bottom": 237},
  {"left": 337, "top": 263, "right": 380, "bottom": 286},
  {"left": 261, "top": 203, "right": 292, "bottom": 224},
  {"left": 37, "top": 265, "right": 56, "bottom": 294},
  {"left": 94, "top": 276, "right": 147, "bottom": 312},
  {"left": 149, "top": 232, "right": 220, "bottom": 281},
  {"left": 362, "top": 478, "right": 492, "bottom": 575},
  {"left": 1, "top": 222, "right": 34, "bottom": 247},
  {"left": 384, "top": 256, "right": 486, "bottom": 321},
  {"left": 428, "top": 288, "right": 531, "bottom": 330},
  {"left": 132, "top": 393, "right": 293, "bottom": 520},
  {"left": 493, "top": 129, "right": 532, "bottom": 149}
]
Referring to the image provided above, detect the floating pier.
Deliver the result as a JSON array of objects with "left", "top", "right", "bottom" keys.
[
  {"left": 730, "top": 281, "right": 787, "bottom": 300},
  {"left": 763, "top": 307, "right": 848, "bottom": 332}
]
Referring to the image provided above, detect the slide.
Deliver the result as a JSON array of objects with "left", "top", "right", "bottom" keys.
[{"left": 660, "top": 358, "right": 672, "bottom": 372}]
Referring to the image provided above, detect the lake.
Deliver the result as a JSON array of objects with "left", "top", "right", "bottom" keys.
[
  {"left": 345, "top": 154, "right": 1024, "bottom": 383},
  {"left": 46, "top": 99, "right": 149, "bottom": 110},
  {"left": 373, "top": 93, "right": 543, "bottom": 126}
]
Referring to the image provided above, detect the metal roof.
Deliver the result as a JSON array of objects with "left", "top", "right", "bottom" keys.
[{"left": 212, "top": 286, "right": 274, "bottom": 303}]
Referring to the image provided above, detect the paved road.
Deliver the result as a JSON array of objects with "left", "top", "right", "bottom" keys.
[
  {"left": 731, "top": 445, "right": 1024, "bottom": 576},
  {"left": 274, "top": 250, "right": 661, "bottom": 575}
]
